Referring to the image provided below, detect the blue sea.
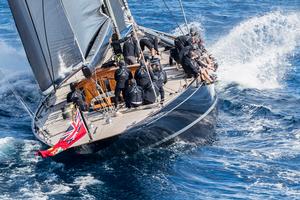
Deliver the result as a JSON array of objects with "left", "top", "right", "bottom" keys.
[{"left": 1, "top": 0, "right": 300, "bottom": 199}]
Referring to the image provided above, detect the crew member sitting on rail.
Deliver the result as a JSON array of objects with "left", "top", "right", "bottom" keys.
[
  {"left": 114, "top": 60, "right": 133, "bottom": 109},
  {"left": 126, "top": 79, "right": 143, "bottom": 108},
  {"left": 188, "top": 28, "right": 219, "bottom": 71},
  {"left": 123, "top": 32, "right": 140, "bottom": 65},
  {"left": 171, "top": 27, "right": 206, "bottom": 66},
  {"left": 140, "top": 36, "right": 160, "bottom": 57},
  {"left": 151, "top": 58, "right": 167, "bottom": 105},
  {"left": 189, "top": 50, "right": 214, "bottom": 84},
  {"left": 180, "top": 48, "right": 200, "bottom": 78},
  {"left": 189, "top": 27, "right": 206, "bottom": 53},
  {"left": 66, "top": 82, "right": 89, "bottom": 111}
]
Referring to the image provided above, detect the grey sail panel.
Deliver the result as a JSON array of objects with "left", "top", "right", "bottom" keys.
[
  {"left": 105, "top": 0, "right": 132, "bottom": 34},
  {"left": 61, "top": 0, "right": 110, "bottom": 58},
  {"left": 89, "top": 19, "right": 113, "bottom": 69},
  {"left": 8, "top": 0, "right": 82, "bottom": 93}
]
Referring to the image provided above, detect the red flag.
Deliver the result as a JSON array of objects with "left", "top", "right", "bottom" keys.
[{"left": 37, "top": 109, "right": 88, "bottom": 158}]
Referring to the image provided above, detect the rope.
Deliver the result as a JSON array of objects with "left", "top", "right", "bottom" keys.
[
  {"left": 161, "top": 0, "right": 185, "bottom": 35},
  {"left": 131, "top": 22, "right": 159, "bottom": 102},
  {"left": 120, "top": 2, "right": 159, "bottom": 102}
]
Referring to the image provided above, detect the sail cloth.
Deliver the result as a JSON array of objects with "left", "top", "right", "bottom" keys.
[
  {"left": 61, "top": 0, "right": 110, "bottom": 58},
  {"left": 104, "top": 0, "right": 132, "bottom": 35},
  {"left": 8, "top": 0, "right": 113, "bottom": 93}
]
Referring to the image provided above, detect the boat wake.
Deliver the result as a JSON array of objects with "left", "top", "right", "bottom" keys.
[
  {"left": 171, "top": 11, "right": 300, "bottom": 90},
  {"left": 210, "top": 11, "right": 300, "bottom": 89}
]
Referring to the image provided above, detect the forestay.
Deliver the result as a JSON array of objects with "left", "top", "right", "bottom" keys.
[{"left": 8, "top": 0, "right": 113, "bottom": 94}]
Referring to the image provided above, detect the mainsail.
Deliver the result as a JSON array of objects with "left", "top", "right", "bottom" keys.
[{"left": 8, "top": 0, "right": 113, "bottom": 93}]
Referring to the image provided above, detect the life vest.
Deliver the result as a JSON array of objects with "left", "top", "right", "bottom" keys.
[
  {"left": 116, "top": 68, "right": 130, "bottom": 88},
  {"left": 136, "top": 67, "right": 151, "bottom": 88},
  {"left": 118, "top": 68, "right": 129, "bottom": 81},
  {"left": 128, "top": 85, "right": 143, "bottom": 107},
  {"left": 154, "top": 70, "right": 167, "bottom": 87}
]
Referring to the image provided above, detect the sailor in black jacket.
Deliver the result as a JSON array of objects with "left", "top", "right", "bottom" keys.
[
  {"left": 114, "top": 61, "right": 133, "bottom": 108},
  {"left": 134, "top": 61, "right": 155, "bottom": 89},
  {"left": 123, "top": 33, "right": 140, "bottom": 65},
  {"left": 140, "top": 36, "right": 160, "bottom": 57},
  {"left": 126, "top": 79, "right": 143, "bottom": 108},
  {"left": 134, "top": 61, "right": 158, "bottom": 104},
  {"left": 152, "top": 59, "right": 167, "bottom": 104}
]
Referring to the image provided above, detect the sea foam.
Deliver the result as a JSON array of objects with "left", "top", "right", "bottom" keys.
[{"left": 211, "top": 11, "right": 300, "bottom": 89}]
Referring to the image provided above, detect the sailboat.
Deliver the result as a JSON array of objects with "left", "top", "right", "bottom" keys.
[{"left": 8, "top": 0, "right": 217, "bottom": 157}]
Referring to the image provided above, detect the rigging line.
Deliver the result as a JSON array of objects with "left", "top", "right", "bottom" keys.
[
  {"left": 0, "top": 70, "right": 34, "bottom": 119},
  {"left": 178, "top": 0, "right": 190, "bottom": 35},
  {"left": 42, "top": 0, "right": 56, "bottom": 91},
  {"left": 91, "top": 77, "right": 112, "bottom": 113},
  {"left": 121, "top": 1, "right": 159, "bottom": 102},
  {"left": 24, "top": 0, "right": 56, "bottom": 91},
  {"left": 161, "top": 0, "right": 185, "bottom": 35},
  {"left": 132, "top": 25, "right": 159, "bottom": 101}
]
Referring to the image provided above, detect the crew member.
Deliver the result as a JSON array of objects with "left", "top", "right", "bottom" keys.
[
  {"left": 180, "top": 48, "right": 199, "bottom": 78},
  {"left": 66, "top": 82, "right": 89, "bottom": 111},
  {"left": 134, "top": 61, "right": 155, "bottom": 89},
  {"left": 114, "top": 61, "right": 133, "bottom": 108},
  {"left": 134, "top": 61, "right": 157, "bottom": 104},
  {"left": 189, "top": 50, "right": 214, "bottom": 83},
  {"left": 140, "top": 36, "right": 160, "bottom": 57},
  {"left": 123, "top": 33, "right": 140, "bottom": 65},
  {"left": 151, "top": 59, "right": 167, "bottom": 104},
  {"left": 126, "top": 79, "right": 143, "bottom": 108}
]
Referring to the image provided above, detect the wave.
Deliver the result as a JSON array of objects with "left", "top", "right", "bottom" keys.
[
  {"left": 210, "top": 11, "right": 300, "bottom": 89},
  {"left": 0, "top": 40, "right": 29, "bottom": 71}
]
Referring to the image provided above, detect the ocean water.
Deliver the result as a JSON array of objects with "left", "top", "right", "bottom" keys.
[{"left": 0, "top": 0, "right": 300, "bottom": 199}]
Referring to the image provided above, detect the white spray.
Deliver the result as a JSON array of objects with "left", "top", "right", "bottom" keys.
[{"left": 210, "top": 11, "right": 300, "bottom": 89}]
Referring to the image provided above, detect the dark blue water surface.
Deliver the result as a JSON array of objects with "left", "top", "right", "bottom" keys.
[{"left": 1, "top": 0, "right": 300, "bottom": 199}]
